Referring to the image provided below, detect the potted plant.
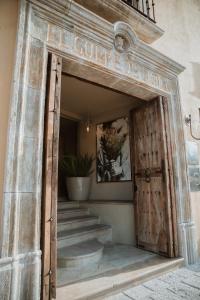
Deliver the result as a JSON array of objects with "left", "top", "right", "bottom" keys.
[{"left": 61, "top": 154, "right": 94, "bottom": 201}]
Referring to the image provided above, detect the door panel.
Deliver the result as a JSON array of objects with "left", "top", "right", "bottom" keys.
[
  {"left": 131, "top": 97, "right": 177, "bottom": 257},
  {"left": 42, "top": 53, "right": 62, "bottom": 300}
]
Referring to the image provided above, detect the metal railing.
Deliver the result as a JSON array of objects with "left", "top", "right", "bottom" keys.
[{"left": 121, "top": 0, "right": 156, "bottom": 23}]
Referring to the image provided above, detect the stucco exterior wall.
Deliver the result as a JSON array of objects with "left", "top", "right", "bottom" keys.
[
  {"left": 0, "top": 0, "right": 18, "bottom": 229},
  {"left": 153, "top": 0, "right": 200, "bottom": 256}
]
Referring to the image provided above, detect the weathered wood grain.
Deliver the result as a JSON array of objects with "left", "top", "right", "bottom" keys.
[
  {"left": 131, "top": 97, "right": 178, "bottom": 257},
  {"left": 41, "top": 53, "right": 62, "bottom": 300}
]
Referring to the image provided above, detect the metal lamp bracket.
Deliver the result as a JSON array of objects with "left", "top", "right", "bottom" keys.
[{"left": 185, "top": 114, "right": 200, "bottom": 140}]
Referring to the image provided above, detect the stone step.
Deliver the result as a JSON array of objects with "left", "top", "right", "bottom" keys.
[
  {"left": 57, "top": 215, "right": 100, "bottom": 232},
  {"left": 57, "top": 207, "right": 89, "bottom": 220},
  {"left": 57, "top": 256, "right": 184, "bottom": 300},
  {"left": 58, "top": 239, "right": 104, "bottom": 268},
  {"left": 58, "top": 201, "right": 80, "bottom": 210},
  {"left": 57, "top": 224, "right": 112, "bottom": 248}
]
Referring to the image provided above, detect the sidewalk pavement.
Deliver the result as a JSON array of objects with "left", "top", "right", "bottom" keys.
[{"left": 104, "top": 263, "right": 200, "bottom": 300}]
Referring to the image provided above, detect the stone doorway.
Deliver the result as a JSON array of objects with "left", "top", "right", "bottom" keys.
[
  {"left": 1, "top": 2, "right": 196, "bottom": 299},
  {"left": 41, "top": 55, "right": 183, "bottom": 299}
]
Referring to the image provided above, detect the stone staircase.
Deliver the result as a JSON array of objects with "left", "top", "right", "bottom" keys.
[{"left": 57, "top": 200, "right": 112, "bottom": 269}]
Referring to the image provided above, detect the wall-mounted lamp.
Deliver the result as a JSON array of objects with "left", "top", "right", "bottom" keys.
[
  {"left": 84, "top": 114, "right": 92, "bottom": 134},
  {"left": 185, "top": 113, "right": 200, "bottom": 141},
  {"left": 86, "top": 119, "right": 91, "bottom": 133}
]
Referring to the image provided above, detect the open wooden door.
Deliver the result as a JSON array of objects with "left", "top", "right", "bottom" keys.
[
  {"left": 41, "top": 53, "right": 62, "bottom": 300},
  {"left": 130, "top": 97, "right": 178, "bottom": 258}
]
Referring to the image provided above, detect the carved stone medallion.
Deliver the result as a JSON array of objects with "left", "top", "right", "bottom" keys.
[{"left": 114, "top": 34, "right": 129, "bottom": 52}]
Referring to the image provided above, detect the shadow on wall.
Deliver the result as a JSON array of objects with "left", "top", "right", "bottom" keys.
[{"left": 190, "top": 62, "right": 200, "bottom": 99}]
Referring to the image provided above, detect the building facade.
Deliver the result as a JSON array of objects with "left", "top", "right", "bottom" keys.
[{"left": 0, "top": 0, "right": 200, "bottom": 299}]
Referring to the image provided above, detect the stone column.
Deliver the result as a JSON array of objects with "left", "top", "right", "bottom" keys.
[
  {"left": 0, "top": 1, "right": 48, "bottom": 298},
  {"left": 169, "top": 85, "right": 198, "bottom": 264}
]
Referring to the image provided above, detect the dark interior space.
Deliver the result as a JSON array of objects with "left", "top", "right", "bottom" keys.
[{"left": 58, "top": 117, "right": 78, "bottom": 197}]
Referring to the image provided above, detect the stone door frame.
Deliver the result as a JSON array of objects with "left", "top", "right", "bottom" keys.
[{"left": 0, "top": 0, "right": 197, "bottom": 298}]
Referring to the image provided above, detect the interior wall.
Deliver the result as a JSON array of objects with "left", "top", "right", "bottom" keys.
[
  {"left": 79, "top": 106, "right": 133, "bottom": 201},
  {"left": 79, "top": 107, "right": 136, "bottom": 244},
  {"left": 82, "top": 202, "right": 135, "bottom": 245},
  {"left": 0, "top": 0, "right": 19, "bottom": 230},
  {"left": 153, "top": 0, "right": 200, "bottom": 256},
  {"left": 78, "top": 106, "right": 135, "bottom": 244}
]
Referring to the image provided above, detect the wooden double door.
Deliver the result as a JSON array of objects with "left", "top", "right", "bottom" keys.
[
  {"left": 41, "top": 54, "right": 178, "bottom": 299},
  {"left": 131, "top": 98, "right": 178, "bottom": 258}
]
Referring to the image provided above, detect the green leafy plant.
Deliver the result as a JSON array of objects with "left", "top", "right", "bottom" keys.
[
  {"left": 61, "top": 154, "right": 94, "bottom": 177},
  {"left": 99, "top": 126, "right": 127, "bottom": 161}
]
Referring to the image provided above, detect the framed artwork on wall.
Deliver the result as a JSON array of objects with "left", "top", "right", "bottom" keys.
[{"left": 96, "top": 117, "right": 132, "bottom": 183}]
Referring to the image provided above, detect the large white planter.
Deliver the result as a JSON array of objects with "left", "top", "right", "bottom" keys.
[{"left": 66, "top": 177, "right": 91, "bottom": 201}]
